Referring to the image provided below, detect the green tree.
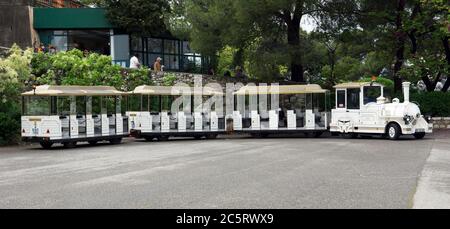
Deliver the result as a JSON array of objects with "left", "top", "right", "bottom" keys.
[
  {"left": 0, "top": 45, "right": 33, "bottom": 145},
  {"left": 102, "top": 0, "right": 170, "bottom": 36},
  {"left": 186, "top": 0, "right": 356, "bottom": 82}
]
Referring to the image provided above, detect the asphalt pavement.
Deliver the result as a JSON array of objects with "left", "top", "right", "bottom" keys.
[{"left": 0, "top": 132, "right": 447, "bottom": 209}]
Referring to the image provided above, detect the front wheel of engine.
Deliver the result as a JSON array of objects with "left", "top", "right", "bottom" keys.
[{"left": 387, "top": 124, "right": 401, "bottom": 140}]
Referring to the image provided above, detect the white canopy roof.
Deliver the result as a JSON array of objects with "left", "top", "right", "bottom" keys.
[
  {"left": 334, "top": 82, "right": 384, "bottom": 89},
  {"left": 234, "top": 84, "right": 328, "bottom": 95},
  {"left": 131, "top": 85, "right": 224, "bottom": 96},
  {"left": 22, "top": 85, "right": 125, "bottom": 96}
]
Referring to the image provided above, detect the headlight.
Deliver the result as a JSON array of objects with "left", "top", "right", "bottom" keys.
[{"left": 403, "top": 115, "right": 414, "bottom": 125}]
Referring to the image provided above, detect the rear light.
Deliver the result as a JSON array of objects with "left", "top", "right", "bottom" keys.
[
  {"left": 22, "top": 129, "right": 25, "bottom": 133},
  {"left": 46, "top": 129, "right": 50, "bottom": 134}
]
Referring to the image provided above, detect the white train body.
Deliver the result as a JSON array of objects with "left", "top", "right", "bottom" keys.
[
  {"left": 22, "top": 81, "right": 433, "bottom": 149},
  {"left": 330, "top": 82, "right": 432, "bottom": 139},
  {"left": 21, "top": 85, "right": 129, "bottom": 148}
]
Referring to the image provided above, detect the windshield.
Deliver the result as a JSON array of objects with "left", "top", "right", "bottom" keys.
[
  {"left": 364, "top": 86, "right": 382, "bottom": 105},
  {"left": 23, "top": 96, "right": 51, "bottom": 116}
]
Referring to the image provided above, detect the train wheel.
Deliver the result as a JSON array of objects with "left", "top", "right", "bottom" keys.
[
  {"left": 206, "top": 134, "right": 218, "bottom": 139},
  {"left": 314, "top": 132, "right": 323, "bottom": 138},
  {"left": 88, "top": 141, "right": 98, "bottom": 146},
  {"left": 387, "top": 124, "right": 401, "bottom": 140},
  {"left": 414, "top": 132, "right": 426, "bottom": 140},
  {"left": 109, "top": 138, "right": 122, "bottom": 145},
  {"left": 63, "top": 141, "right": 77, "bottom": 148},
  {"left": 40, "top": 141, "right": 53, "bottom": 149},
  {"left": 157, "top": 136, "right": 169, "bottom": 141},
  {"left": 342, "top": 133, "right": 358, "bottom": 139}
]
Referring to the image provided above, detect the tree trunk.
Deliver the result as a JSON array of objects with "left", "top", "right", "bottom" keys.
[
  {"left": 442, "top": 37, "right": 450, "bottom": 92},
  {"left": 421, "top": 75, "right": 434, "bottom": 92},
  {"left": 393, "top": 0, "right": 407, "bottom": 93},
  {"left": 287, "top": 17, "right": 304, "bottom": 83}
]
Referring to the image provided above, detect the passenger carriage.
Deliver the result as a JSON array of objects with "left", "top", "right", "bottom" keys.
[
  {"left": 21, "top": 85, "right": 129, "bottom": 148},
  {"left": 127, "top": 85, "right": 226, "bottom": 141},
  {"left": 330, "top": 81, "right": 433, "bottom": 140},
  {"left": 232, "top": 84, "right": 330, "bottom": 137}
]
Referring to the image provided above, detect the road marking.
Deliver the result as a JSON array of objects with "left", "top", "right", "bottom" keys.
[{"left": 413, "top": 143, "right": 450, "bottom": 209}]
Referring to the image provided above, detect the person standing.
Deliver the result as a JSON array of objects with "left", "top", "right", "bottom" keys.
[
  {"left": 153, "top": 57, "right": 163, "bottom": 72},
  {"left": 129, "top": 53, "right": 141, "bottom": 69}
]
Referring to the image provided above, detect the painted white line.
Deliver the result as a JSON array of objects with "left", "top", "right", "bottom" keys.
[{"left": 413, "top": 143, "right": 450, "bottom": 209}]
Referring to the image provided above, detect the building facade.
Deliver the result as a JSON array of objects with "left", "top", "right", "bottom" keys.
[{"left": 1, "top": 1, "right": 208, "bottom": 73}]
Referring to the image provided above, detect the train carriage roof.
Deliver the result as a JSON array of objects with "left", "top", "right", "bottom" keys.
[
  {"left": 334, "top": 82, "right": 384, "bottom": 89},
  {"left": 234, "top": 84, "right": 328, "bottom": 95},
  {"left": 131, "top": 85, "right": 224, "bottom": 96},
  {"left": 22, "top": 85, "right": 125, "bottom": 96}
]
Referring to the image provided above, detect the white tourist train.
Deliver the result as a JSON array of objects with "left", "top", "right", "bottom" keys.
[
  {"left": 21, "top": 85, "right": 129, "bottom": 148},
  {"left": 126, "top": 85, "right": 225, "bottom": 141},
  {"left": 330, "top": 81, "right": 433, "bottom": 140},
  {"left": 21, "top": 81, "right": 433, "bottom": 148}
]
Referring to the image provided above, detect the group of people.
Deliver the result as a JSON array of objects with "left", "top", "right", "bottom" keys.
[
  {"left": 129, "top": 54, "right": 163, "bottom": 73},
  {"left": 34, "top": 43, "right": 57, "bottom": 54}
]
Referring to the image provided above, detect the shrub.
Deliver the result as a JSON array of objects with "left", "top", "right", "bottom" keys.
[
  {"left": 162, "top": 73, "right": 177, "bottom": 86},
  {"left": 0, "top": 44, "right": 33, "bottom": 145},
  {"left": 411, "top": 92, "right": 450, "bottom": 117}
]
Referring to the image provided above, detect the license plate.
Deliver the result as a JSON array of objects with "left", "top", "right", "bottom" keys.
[
  {"left": 416, "top": 128, "right": 425, "bottom": 133},
  {"left": 32, "top": 128, "right": 39, "bottom": 135}
]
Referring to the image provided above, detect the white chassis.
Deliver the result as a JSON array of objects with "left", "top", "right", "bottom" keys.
[{"left": 330, "top": 82, "right": 432, "bottom": 139}]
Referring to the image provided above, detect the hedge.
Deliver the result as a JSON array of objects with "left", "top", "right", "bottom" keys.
[{"left": 411, "top": 92, "right": 450, "bottom": 117}]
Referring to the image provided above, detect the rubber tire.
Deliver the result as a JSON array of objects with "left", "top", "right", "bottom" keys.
[
  {"left": 109, "top": 138, "right": 122, "bottom": 145},
  {"left": 88, "top": 141, "right": 98, "bottom": 146},
  {"left": 63, "top": 141, "right": 77, "bottom": 148},
  {"left": 342, "top": 133, "right": 358, "bottom": 139},
  {"left": 206, "top": 134, "right": 218, "bottom": 139},
  {"left": 40, "top": 141, "right": 53, "bottom": 149},
  {"left": 157, "top": 136, "right": 169, "bottom": 141},
  {"left": 387, "top": 124, "right": 401, "bottom": 140},
  {"left": 314, "top": 132, "right": 323, "bottom": 138},
  {"left": 414, "top": 132, "right": 426, "bottom": 140}
]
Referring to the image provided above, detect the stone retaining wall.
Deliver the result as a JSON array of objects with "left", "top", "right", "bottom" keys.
[
  {"left": 432, "top": 117, "right": 450, "bottom": 129},
  {"left": 151, "top": 72, "right": 254, "bottom": 87}
]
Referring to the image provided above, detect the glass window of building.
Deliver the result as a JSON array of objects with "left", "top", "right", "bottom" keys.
[
  {"left": 49, "top": 30, "right": 110, "bottom": 55},
  {"left": 129, "top": 36, "right": 206, "bottom": 73},
  {"left": 147, "top": 38, "right": 162, "bottom": 53}
]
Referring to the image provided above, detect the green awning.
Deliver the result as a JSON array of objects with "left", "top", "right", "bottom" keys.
[{"left": 33, "top": 8, "right": 114, "bottom": 29}]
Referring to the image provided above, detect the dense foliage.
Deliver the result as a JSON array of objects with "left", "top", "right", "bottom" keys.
[
  {"left": 31, "top": 49, "right": 152, "bottom": 91},
  {"left": 411, "top": 92, "right": 450, "bottom": 117},
  {"left": 81, "top": 0, "right": 170, "bottom": 36},
  {"left": 181, "top": 0, "right": 448, "bottom": 92},
  {"left": 0, "top": 45, "right": 33, "bottom": 144},
  {"left": 0, "top": 46, "right": 152, "bottom": 145}
]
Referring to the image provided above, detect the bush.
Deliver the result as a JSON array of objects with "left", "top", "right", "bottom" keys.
[
  {"left": 0, "top": 46, "right": 154, "bottom": 145},
  {"left": 30, "top": 49, "right": 153, "bottom": 91},
  {"left": 411, "top": 92, "right": 450, "bottom": 117},
  {"left": 0, "top": 44, "right": 33, "bottom": 145}
]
